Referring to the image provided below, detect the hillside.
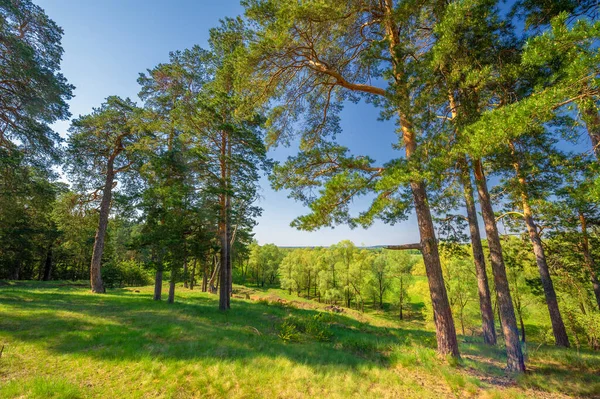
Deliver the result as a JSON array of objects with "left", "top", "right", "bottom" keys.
[{"left": 0, "top": 282, "right": 599, "bottom": 398}]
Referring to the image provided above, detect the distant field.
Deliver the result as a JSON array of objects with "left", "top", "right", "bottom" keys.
[{"left": 0, "top": 281, "right": 599, "bottom": 398}]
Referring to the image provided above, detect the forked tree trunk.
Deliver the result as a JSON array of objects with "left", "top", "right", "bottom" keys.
[
  {"left": 154, "top": 268, "right": 163, "bottom": 301},
  {"left": 460, "top": 160, "right": 496, "bottom": 345},
  {"left": 473, "top": 159, "right": 525, "bottom": 372},
  {"left": 90, "top": 157, "right": 116, "bottom": 294},
  {"left": 580, "top": 211, "right": 600, "bottom": 310}
]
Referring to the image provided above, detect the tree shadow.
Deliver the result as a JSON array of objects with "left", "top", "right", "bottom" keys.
[
  {"left": 0, "top": 285, "right": 436, "bottom": 371},
  {"left": 1, "top": 283, "right": 598, "bottom": 398}
]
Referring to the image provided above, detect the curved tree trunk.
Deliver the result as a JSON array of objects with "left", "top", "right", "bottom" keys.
[
  {"left": 460, "top": 159, "right": 497, "bottom": 345},
  {"left": 90, "top": 157, "right": 116, "bottom": 293},
  {"left": 473, "top": 159, "right": 525, "bottom": 372}
]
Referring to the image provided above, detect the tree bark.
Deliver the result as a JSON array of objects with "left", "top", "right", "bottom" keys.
[
  {"left": 380, "top": 0, "right": 458, "bottom": 357},
  {"left": 42, "top": 244, "right": 53, "bottom": 281},
  {"left": 202, "top": 258, "right": 208, "bottom": 292},
  {"left": 509, "top": 144, "right": 570, "bottom": 348},
  {"left": 411, "top": 179, "right": 460, "bottom": 357},
  {"left": 183, "top": 257, "right": 189, "bottom": 289},
  {"left": 90, "top": 157, "right": 116, "bottom": 293},
  {"left": 460, "top": 159, "right": 497, "bottom": 345},
  {"left": 168, "top": 265, "right": 176, "bottom": 304},
  {"left": 473, "top": 159, "right": 525, "bottom": 372},
  {"left": 522, "top": 200, "right": 569, "bottom": 347},
  {"left": 190, "top": 259, "right": 197, "bottom": 290},
  {"left": 580, "top": 211, "right": 600, "bottom": 310},
  {"left": 154, "top": 268, "right": 163, "bottom": 301}
]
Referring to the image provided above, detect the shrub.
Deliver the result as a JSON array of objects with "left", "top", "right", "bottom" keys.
[{"left": 103, "top": 260, "right": 152, "bottom": 288}]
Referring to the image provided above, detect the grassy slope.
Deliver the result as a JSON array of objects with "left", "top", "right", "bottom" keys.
[{"left": 0, "top": 282, "right": 598, "bottom": 399}]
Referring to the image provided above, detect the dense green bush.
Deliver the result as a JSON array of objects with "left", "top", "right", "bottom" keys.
[{"left": 103, "top": 260, "right": 152, "bottom": 288}]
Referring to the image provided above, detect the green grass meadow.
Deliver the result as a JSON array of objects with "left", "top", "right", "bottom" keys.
[{"left": 0, "top": 281, "right": 599, "bottom": 398}]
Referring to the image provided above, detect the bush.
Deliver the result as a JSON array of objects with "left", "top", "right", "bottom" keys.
[
  {"left": 103, "top": 260, "right": 152, "bottom": 288},
  {"left": 276, "top": 314, "right": 333, "bottom": 343},
  {"left": 277, "top": 320, "right": 301, "bottom": 342}
]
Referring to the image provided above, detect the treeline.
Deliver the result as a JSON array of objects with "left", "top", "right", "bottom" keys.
[
  {"left": 0, "top": 2, "right": 268, "bottom": 311},
  {"left": 2, "top": 0, "right": 600, "bottom": 373}
]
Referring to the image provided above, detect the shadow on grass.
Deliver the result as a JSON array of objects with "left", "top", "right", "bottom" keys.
[
  {"left": 1, "top": 281, "right": 598, "bottom": 398},
  {"left": 0, "top": 282, "right": 436, "bottom": 372}
]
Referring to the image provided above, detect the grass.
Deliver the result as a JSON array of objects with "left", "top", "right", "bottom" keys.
[{"left": 0, "top": 281, "right": 599, "bottom": 398}]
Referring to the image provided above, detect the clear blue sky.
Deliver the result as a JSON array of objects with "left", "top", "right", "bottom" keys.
[{"left": 37, "top": 0, "right": 431, "bottom": 247}]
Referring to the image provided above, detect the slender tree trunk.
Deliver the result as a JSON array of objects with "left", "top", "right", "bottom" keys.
[
  {"left": 522, "top": 204, "right": 569, "bottom": 347},
  {"left": 460, "top": 159, "right": 497, "bottom": 345},
  {"left": 183, "top": 258, "right": 189, "bottom": 289},
  {"left": 42, "top": 244, "right": 53, "bottom": 281},
  {"left": 168, "top": 265, "right": 176, "bottom": 304},
  {"left": 90, "top": 157, "right": 116, "bottom": 294},
  {"left": 226, "top": 139, "right": 233, "bottom": 309},
  {"left": 202, "top": 258, "right": 208, "bottom": 292},
  {"left": 154, "top": 268, "right": 163, "bottom": 301},
  {"left": 219, "top": 192, "right": 228, "bottom": 310},
  {"left": 473, "top": 159, "right": 525, "bottom": 372},
  {"left": 509, "top": 144, "right": 569, "bottom": 347},
  {"left": 519, "top": 311, "right": 526, "bottom": 343},
  {"left": 580, "top": 211, "right": 600, "bottom": 310}
]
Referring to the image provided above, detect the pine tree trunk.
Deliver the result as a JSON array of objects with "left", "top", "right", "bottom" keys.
[
  {"left": 460, "top": 160, "right": 496, "bottom": 345},
  {"left": 42, "top": 244, "right": 53, "bottom": 281},
  {"left": 154, "top": 268, "right": 163, "bottom": 301},
  {"left": 473, "top": 159, "right": 525, "bottom": 372},
  {"left": 90, "top": 158, "right": 116, "bottom": 294},
  {"left": 190, "top": 259, "right": 197, "bottom": 290},
  {"left": 226, "top": 139, "right": 233, "bottom": 309},
  {"left": 202, "top": 259, "right": 208, "bottom": 292},
  {"left": 183, "top": 258, "right": 189, "bottom": 289},
  {"left": 219, "top": 193, "right": 228, "bottom": 310},
  {"left": 522, "top": 203, "right": 569, "bottom": 347},
  {"left": 168, "top": 265, "right": 176, "bottom": 304},
  {"left": 508, "top": 143, "right": 570, "bottom": 348},
  {"left": 411, "top": 179, "right": 460, "bottom": 357},
  {"left": 580, "top": 211, "right": 600, "bottom": 310}
]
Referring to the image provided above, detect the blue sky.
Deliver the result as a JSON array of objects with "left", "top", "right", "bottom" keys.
[{"left": 37, "top": 0, "right": 422, "bottom": 247}]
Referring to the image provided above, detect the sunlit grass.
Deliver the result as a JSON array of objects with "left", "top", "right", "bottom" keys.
[{"left": 0, "top": 281, "right": 598, "bottom": 398}]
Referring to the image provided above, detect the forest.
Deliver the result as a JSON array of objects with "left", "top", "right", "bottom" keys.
[{"left": 1, "top": 0, "right": 600, "bottom": 397}]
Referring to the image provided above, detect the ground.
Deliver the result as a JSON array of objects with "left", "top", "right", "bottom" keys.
[{"left": 0, "top": 281, "right": 599, "bottom": 398}]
